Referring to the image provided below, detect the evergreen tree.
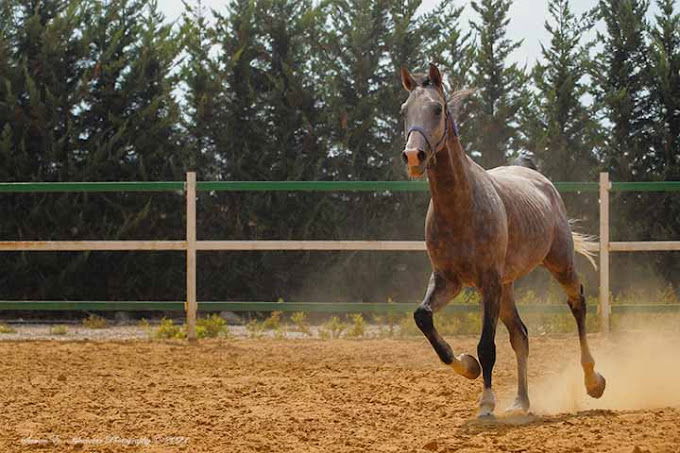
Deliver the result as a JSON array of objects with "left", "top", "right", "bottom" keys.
[
  {"left": 592, "top": 0, "right": 651, "bottom": 180},
  {"left": 179, "top": 0, "right": 221, "bottom": 174},
  {"left": 647, "top": 0, "right": 680, "bottom": 179},
  {"left": 467, "top": 0, "right": 530, "bottom": 169},
  {"left": 0, "top": 0, "right": 187, "bottom": 301},
  {"left": 76, "top": 0, "right": 183, "bottom": 181},
  {"left": 320, "top": 0, "right": 391, "bottom": 180},
  {"left": 419, "top": 0, "right": 472, "bottom": 90},
  {"left": 638, "top": 0, "right": 680, "bottom": 288},
  {"left": 0, "top": 0, "right": 90, "bottom": 183},
  {"left": 212, "top": 0, "right": 267, "bottom": 181},
  {"left": 522, "top": 0, "right": 600, "bottom": 180},
  {"left": 255, "top": 0, "right": 325, "bottom": 181}
]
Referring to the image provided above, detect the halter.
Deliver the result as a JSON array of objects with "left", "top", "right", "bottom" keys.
[{"left": 405, "top": 101, "right": 459, "bottom": 168}]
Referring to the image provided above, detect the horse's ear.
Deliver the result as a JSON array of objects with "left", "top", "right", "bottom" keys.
[
  {"left": 428, "top": 63, "right": 443, "bottom": 88},
  {"left": 401, "top": 67, "right": 416, "bottom": 92}
]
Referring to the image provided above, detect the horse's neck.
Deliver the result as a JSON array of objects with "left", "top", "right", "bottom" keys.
[{"left": 427, "top": 135, "right": 474, "bottom": 222}]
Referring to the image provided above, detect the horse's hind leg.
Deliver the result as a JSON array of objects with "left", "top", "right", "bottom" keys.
[
  {"left": 545, "top": 256, "right": 606, "bottom": 399},
  {"left": 414, "top": 272, "right": 480, "bottom": 380},
  {"left": 500, "top": 282, "right": 530, "bottom": 412}
]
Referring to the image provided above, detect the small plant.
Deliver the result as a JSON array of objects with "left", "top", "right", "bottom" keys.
[
  {"left": 658, "top": 284, "right": 679, "bottom": 304},
  {"left": 346, "top": 313, "right": 366, "bottom": 338},
  {"left": 196, "top": 314, "right": 229, "bottom": 338},
  {"left": 319, "top": 315, "right": 347, "bottom": 339},
  {"left": 384, "top": 298, "right": 400, "bottom": 336},
  {"left": 245, "top": 318, "right": 265, "bottom": 339},
  {"left": 153, "top": 318, "right": 186, "bottom": 339},
  {"left": 137, "top": 318, "right": 151, "bottom": 329},
  {"left": 291, "top": 312, "right": 311, "bottom": 336},
  {"left": 273, "top": 325, "right": 286, "bottom": 339},
  {"left": 82, "top": 314, "right": 108, "bottom": 329},
  {"left": 0, "top": 323, "right": 17, "bottom": 334},
  {"left": 262, "top": 311, "right": 282, "bottom": 330},
  {"left": 50, "top": 325, "right": 68, "bottom": 335},
  {"left": 319, "top": 329, "right": 330, "bottom": 340},
  {"left": 398, "top": 313, "right": 420, "bottom": 337}
]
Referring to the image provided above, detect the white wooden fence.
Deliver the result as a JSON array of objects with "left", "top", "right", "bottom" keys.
[{"left": 1, "top": 172, "right": 679, "bottom": 338}]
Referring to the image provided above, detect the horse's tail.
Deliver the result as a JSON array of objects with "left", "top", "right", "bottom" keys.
[{"left": 571, "top": 227, "right": 598, "bottom": 270}]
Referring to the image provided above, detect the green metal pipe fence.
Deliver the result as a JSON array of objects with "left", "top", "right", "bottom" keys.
[{"left": 1, "top": 175, "right": 679, "bottom": 335}]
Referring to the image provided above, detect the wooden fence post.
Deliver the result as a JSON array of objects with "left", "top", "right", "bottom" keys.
[
  {"left": 599, "top": 172, "right": 610, "bottom": 334},
  {"left": 186, "top": 172, "right": 198, "bottom": 341}
]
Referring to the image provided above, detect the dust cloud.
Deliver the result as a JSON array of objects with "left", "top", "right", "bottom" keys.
[{"left": 530, "top": 324, "right": 680, "bottom": 414}]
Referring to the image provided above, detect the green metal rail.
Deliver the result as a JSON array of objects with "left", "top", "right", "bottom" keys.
[
  {"left": 1, "top": 178, "right": 678, "bottom": 315},
  {"left": 0, "top": 180, "right": 677, "bottom": 193},
  {"left": 0, "top": 181, "right": 185, "bottom": 192}
]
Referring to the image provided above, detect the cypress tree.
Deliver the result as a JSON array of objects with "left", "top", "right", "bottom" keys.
[
  {"left": 639, "top": 0, "right": 680, "bottom": 288},
  {"left": 592, "top": 0, "right": 651, "bottom": 180},
  {"left": 419, "top": 0, "right": 472, "bottom": 90},
  {"left": 647, "top": 0, "right": 680, "bottom": 178},
  {"left": 467, "top": 0, "right": 530, "bottom": 169},
  {"left": 522, "top": 0, "right": 600, "bottom": 181},
  {"left": 320, "top": 0, "right": 391, "bottom": 180},
  {"left": 179, "top": 0, "right": 220, "bottom": 174},
  {"left": 0, "top": 0, "right": 186, "bottom": 301}
]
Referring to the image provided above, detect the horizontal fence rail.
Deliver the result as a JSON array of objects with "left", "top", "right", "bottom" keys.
[
  {"left": 2, "top": 180, "right": 678, "bottom": 193},
  {"left": 0, "top": 300, "right": 678, "bottom": 314},
  {"left": 3, "top": 240, "right": 679, "bottom": 253},
  {"left": 1, "top": 173, "right": 679, "bottom": 338}
]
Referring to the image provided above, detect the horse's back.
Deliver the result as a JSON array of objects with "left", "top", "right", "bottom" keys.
[{"left": 486, "top": 165, "right": 568, "bottom": 280}]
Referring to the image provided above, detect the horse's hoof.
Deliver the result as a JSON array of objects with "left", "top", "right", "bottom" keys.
[
  {"left": 451, "top": 354, "right": 481, "bottom": 380},
  {"left": 585, "top": 372, "right": 606, "bottom": 399},
  {"left": 505, "top": 396, "right": 530, "bottom": 415},
  {"left": 477, "top": 388, "right": 496, "bottom": 417}
]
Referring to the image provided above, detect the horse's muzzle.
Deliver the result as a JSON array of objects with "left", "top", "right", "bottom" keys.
[{"left": 402, "top": 149, "right": 426, "bottom": 178}]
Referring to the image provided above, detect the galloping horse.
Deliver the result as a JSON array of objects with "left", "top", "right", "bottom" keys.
[{"left": 400, "top": 63, "right": 606, "bottom": 417}]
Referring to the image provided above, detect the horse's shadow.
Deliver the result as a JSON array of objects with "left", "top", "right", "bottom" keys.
[{"left": 458, "top": 409, "right": 618, "bottom": 434}]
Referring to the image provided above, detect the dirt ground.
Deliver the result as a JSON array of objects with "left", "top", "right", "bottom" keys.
[{"left": 1, "top": 334, "right": 679, "bottom": 452}]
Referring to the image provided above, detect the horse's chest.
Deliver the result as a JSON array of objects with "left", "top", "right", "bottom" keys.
[{"left": 426, "top": 234, "right": 479, "bottom": 281}]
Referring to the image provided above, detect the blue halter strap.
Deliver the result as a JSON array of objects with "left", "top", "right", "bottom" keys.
[{"left": 405, "top": 105, "right": 459, "bottom": 157}]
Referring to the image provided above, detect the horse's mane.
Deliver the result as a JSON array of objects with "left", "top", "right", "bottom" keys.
[
  {"left": 447, "top": 87, "right": 476, "bottom": 117},
  {"left": 411, "top": 70, "right": 476, "bottom": 113},
  {"left": 409, "top": 69, "right": 476, "bottom": 117}
]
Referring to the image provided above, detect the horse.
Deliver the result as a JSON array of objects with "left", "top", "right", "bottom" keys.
[{"left": 399, "top": 63, "right": 606, "bottom": 417}]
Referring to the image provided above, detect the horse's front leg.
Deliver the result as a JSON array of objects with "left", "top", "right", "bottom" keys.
[
  {"left": 477, "top": 274, "right": 502, "bottom": 417},
  {"left": 414, "top": 272, "right": 480, "bottom": 379}
]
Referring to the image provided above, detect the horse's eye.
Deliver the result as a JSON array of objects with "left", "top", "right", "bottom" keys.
[{"left": 434, "top": 104, "right": 443, "bottom": 116}]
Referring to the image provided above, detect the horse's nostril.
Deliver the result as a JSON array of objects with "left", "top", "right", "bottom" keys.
[
  {"left": 401, "top": 152, "right": 408, "bottom": 164},
  {"left": 417, "top": 150, "right": 426, "bottom": 162}
]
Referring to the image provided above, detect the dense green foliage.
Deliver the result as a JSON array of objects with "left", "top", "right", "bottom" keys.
[{"left": 0, "top": 0, "right": 678, "bottom": 304}]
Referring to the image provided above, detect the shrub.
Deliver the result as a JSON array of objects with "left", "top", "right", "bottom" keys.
[
  {"left": 153, "top": 318, "right": 186, "bottom": 339},
  {"left": 398, "top": 313, "right": 420, "bottom": 337},
  {"left": 291, "top": 312, "right": 312, "bottom": 336},
  {"left": 82, "top": 314, "right": 108, "bottom": 329},
  {"left": 346, "top": 314, "right": 366, "bottom": 338},
  {"left": 196, "top": 314, "right": 229, "bottom": 338},
  {"left": 50, "top": 325, "right": 68, "bottom": 335},
  {"left": 319, "top": 315, "right": 347, "bottom": 339},
  {"left": 0, "top": 323, "right": 17, "bottom": 334},
  {"left": 262, "top": 311, "right": 282, "bottom": 330},
  {"left": 245, "top": 318, "right": 265, "bottom": 339}
]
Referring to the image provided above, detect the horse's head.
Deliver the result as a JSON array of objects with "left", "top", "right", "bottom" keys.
[{"left": 399, "top": 63, "right": 451, "bottom": 178}]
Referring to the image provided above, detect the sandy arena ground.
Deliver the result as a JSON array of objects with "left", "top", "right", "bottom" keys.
[{"left": 0, "top": 333, "right": 679, "bottom": 452}]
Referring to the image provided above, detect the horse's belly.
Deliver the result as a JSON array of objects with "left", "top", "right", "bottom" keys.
[{"left": 502, "top": 240, "right": 552, "bottom": 282}]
